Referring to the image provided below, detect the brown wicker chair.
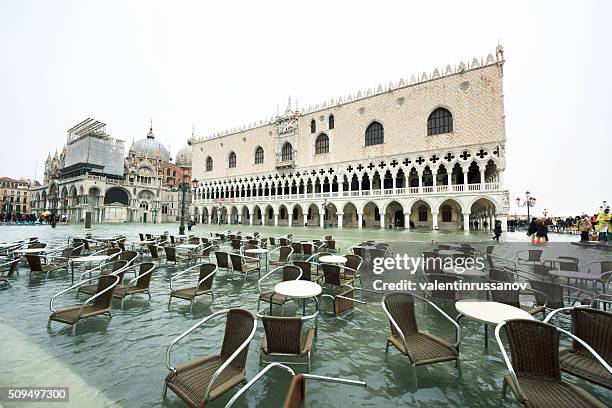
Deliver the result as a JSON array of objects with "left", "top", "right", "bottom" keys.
[
  {"left": 46, "top": 247, "right": 73, "bottom": 269},
  {"left": 516, "top": 249, "right": 543, "bottom": 267},
  {"left": 257, "top": 265, "right": 302, "bottom": 312},
  {"left": 495, "top": 319, "right": 608, "bottom": 407},
  {"left": 163, "top": 309, "right": 257, "bottom": 407},
  {"left": 487, "top": 276, "right": 546, "bottom": 317},
  {"left": 77, "top": 260, "right": 130, "bottom": 296},
  {"left": 48, "top": 274, "right": 120, "bottom": 335},
  {"left": 291, "top": 242, "right": 303, "bottom": 258},
  {"left": 292, "top": 260, "right": 319, "bottom": 282},
  {"left": 225, "top": 362, "right": 366, "bottom": 408},
  {"left": 192, "top": 244, "right": 214, "bottom": 263},
  {"left": 25, "top": 254, "right": 65, "bottom": 277},
  {"left": 117, "top": 250, "right": 138, "bottom": 266},
  {"left": 423, "top": 273, "right": 462, "bottom": 303},
  {"left": 214, "top": 251, "right": 231, "bottom": 272},
  {"left": 147, "top": 244, "right": 165, "bottom": 262},
  {"left": 230, "top": 253, "right": 260, "bottom": 281},
  {"left": 528, "top": 280, "right": 593, "bottom": 311},
  {"left": 544, "top": 307, "right": 612, "bottom": 390},
  {"left": 258, "top": 312, "right": 318, "bottom": 370},
  {"left": 164, "top": 246, "right": 191, "bottom": 267},
  {"left": 382, "top": 292, "right": 461, "bottom": 388},
  {"left": 113, "top": 262, "right": 155, "bottom": 307},
  {"left": 169, "top": 263, "right": 217, "bottom": 313},
  {"left": 270, "top": 246, "right": 293, "bottom": 267},
  {"left": 344, "top": 254, "right": 362, "bottom": 285},
  {"left": 320, "top": 263, "right": 355, "bottom": 289},
  {"left": 0, "top": 259, "right": 19, "bottom": 287},
  {"left": 321, "top": 286, "right": 366, "bottom": 316}
]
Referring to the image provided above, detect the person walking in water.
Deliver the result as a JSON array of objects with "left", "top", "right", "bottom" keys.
[
  {"left": 578, "top": 214, "right": 592, "bottom": 242},
  {"left": 492, "top": 220, "right": 502, "bottom": 241}
]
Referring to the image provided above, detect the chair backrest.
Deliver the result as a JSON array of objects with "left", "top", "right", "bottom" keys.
[
  {"left": 383, "top": 292, "right": 419, "bottom": 339},
  {"left": 106, "top": 248, "right": 121, "bottom": 257},
  {"left": 322, "top": 264, "right": 341, "bottom": 286},
  {"left": 72, "top": 244, "right": 84, "bottom": 256},
  {"left": 134, "top": 262, "right": 155, "bottom": 289},
  {"left": 369, "top": 248, "right": 386, "bottom": 261},
  {"left": 215, "top": 251, "right": 229, "bottom": 268},
  {"left": 164, "top": 246, "right": 177, "bottom": 262},
  {"left": 25, "top": 255, "right": 43, "bottom": 272},
  {"left": 231, "top": 239, "right": 242, "bottom": 250},
  {"left": 279, "top": 238, "right": 289, "bottom": 246},
  {"left": 119, "top": 250, "right": 138, "bottom": 265},
  {"left": 230, "top": 253, "right": 244, "bottom": 272},
  {"left": 145, "top": 233, "right": 152, "bottom": 240},
  {"left": 201, "top": 245, "right": 213, "bottom": 257},
  {"left": 601, "top": 261, "right": 612, "bottom": 274},
  {"left": 528, "top": 250, "right": 542, "bottom": 262},
  {"left": 197, "top": 263, "right": 216, "bottom": 292},
  {"left": 93, "top": 275, "right": 119, "bottom": 308},
  {"left": 291, "top": 242, "right": 302, "bottom": 254},
  {"left": 334, "top": 288, "right": 355, "bottom": 315},
  {"left": 324, "top": 235, "right": 333, "bottom": 241},
  {"left": 490, "top": 268, "right": 514, "bottom": 283},
  {"left": 248, "top": 239, "right": 259, "bottom": 246},
  {"left": 485, "top": 245, "right": 495, "bottom": 255},
  {"left": 326, "top": 240, "right": 336, "bottom": 250},
  {"left": 269, "top": 237, "right": 276, "bottom": 246},
  {"left": 352, "top": 247, "right": 364, "bottom": 257},
  {"left": 293, "top": 261, "right": 313, "bottom": 281},
  {"left": 220, "top": 309, "right": 256, "bottom": 370},
  {"left": 503, "top": 319, "right": 561, "bottom": 381},
  {"left": 422, "top": 251, "right": 443, "bottom": 274},
  {"left": 345, "top": 254, "right": 362, "bottom": 271},
  {"left": 282, "top": 374, "right": 306, "bottom": 408},
  {"left": 282, "top": 265, "right": 302, "bottom": 281},
  {"left": 139, "top": 233, "right": 144, "bottom": 241},
  {"left": 426, "top": 273, "right": 461, "bottom": 301},
  {"left": 278, "top": 246, "right": 292, "bottom": 262},
  {"left": 3, "top": 259, "right": 19, "bottom": 278},
  {"left": 262, "top": 316, "right": 303, "bottom": 354},
  {"left": 528, "top": 280, "right": 563, "bottom": 309},
  {"left": 148, "top": 244, "right": 160, "bottom": 259},
  {"left": 60, "top": 247, "right": 73, "bottom": 259},
  {"left": 569, "top": 307, "right": 612, "bottom": 361},
  {"left": 488, "top": 281, "right": 520, "bottom": 308}
]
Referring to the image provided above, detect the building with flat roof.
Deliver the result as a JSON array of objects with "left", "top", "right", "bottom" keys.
[
  {"left": 1, "top": 177, "right": 34, "bottom": 215},
  {"left": 191, "top": 46, "right": 510, "bottom": 230}
]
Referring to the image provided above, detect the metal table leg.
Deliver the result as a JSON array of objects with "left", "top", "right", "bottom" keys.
[{"left": 484, "top": 323, "right": 488, "bottom": 349}]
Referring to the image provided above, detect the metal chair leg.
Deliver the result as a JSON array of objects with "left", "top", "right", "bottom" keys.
[
  {"left": 162, "top": 383, "right": 168, "bottom": 399},
  {"left": 189, "top": 299, "right": 194, "bottom": 313},
  {"left": 71, "top": 323, "right": 77, "bottom": 336}
]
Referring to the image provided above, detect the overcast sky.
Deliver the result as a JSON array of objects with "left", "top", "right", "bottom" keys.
[{"left": 0, "top": 0, "right": 610, "bottom": 216}]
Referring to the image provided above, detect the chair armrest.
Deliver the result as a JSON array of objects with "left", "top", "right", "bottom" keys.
[
  {"left": 78, "top": 275, "right": 119, "bottom": 317},
  {"left": 170, "top": 263, "right": 202, "bottom": 291},
  {"left": 224, "top": 363, "right": 295, "bottom": 408},
  {"left": 495, "top": 322, "right": 525, "bottom": 402},
  {"left": 196, "top": 266, "right": 217, "bottom": 289},
  {"left": 412, "top": 293, "right": 461, "bottom": 348},
  {"left": 257, "top": 266, "right": 285, "bottom": 293},
  {"left": 49, "top": 275, "right": 105, "bottom": 312}
]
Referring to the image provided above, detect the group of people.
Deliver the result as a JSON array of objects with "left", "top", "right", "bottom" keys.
[
  {"left": 0, "top": 211, "right": 39, "bottom": 225},
  {"left": 576, "top": 207, "right": 610, "bottom": 242}
]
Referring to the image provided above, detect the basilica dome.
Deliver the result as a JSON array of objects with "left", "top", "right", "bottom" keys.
[
  {"left": 175, "top": 139, "right": 193, "bottom": 168},
  {"left": 129, "top": 127, "right": 171, "bottom": 162}
]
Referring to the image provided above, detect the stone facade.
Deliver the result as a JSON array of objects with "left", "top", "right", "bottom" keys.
[{"left": 191, "top": 48, "right": 510, "bottom": 231}]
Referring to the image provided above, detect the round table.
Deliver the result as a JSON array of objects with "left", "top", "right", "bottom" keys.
[
  {"left": 245, "top": 248, "right": 270, "bottom": 271},
  {"left": 455, "top": 300, "right": 534, "bottom": 348},
  {"left": 70, "top": 255, "right": 110, "bottom": 284},
  {"left": 273, "top": 280, "right": 322, "bottom": 315},
  {"left": 14, "top": 248, "right": 46, "bottom": 255},
  {"left": 319, "top": 255, "right": 347, "bottom": 264}
]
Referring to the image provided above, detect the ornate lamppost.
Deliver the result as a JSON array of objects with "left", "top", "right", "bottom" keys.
[
  {"left": 516, "top": 191, "right": 536, "bottom": 224},
  {"left": 171, "top": 175, "right": 197, "bottom": 235}
]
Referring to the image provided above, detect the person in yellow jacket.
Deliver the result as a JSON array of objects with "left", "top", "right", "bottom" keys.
[{"left": 596, "top": 207, "right": 610, "bottom": 242}]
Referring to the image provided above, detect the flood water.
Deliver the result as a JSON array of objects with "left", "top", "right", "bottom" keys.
[{"left": 1, "top": 223, "right": 610, "bottom": 407}]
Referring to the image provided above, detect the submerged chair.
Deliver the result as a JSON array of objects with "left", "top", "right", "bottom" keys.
[
  {"left": 257, "top": 265, "right": 302, "bottom": 312},
  {"left": 344, "top": 254, "right": 363, "bottom": 285},
  {"left": 169, "top": 263, "right": 217, "bottom": 313},
  {"left": 270, "top": 246, "right": 294, "bottom": 267},
  {"left": 77, "top": 260, "right": 130, "bottom": 296},
  {"left": 382, "top": 292, "right": 461, "bottom": 387},
  {"left": 25, "top": 254, "right": 66, "bottom": 277},
  {"left": 113, "top": 262, "right": 156, "bottom": 307},
  {"left": 321, "top": 286, "right": 366, "bottom": 316},
  {"left": 214, "top": 251, "right": 231, "bottom": 272},
  {"left": 163, "top": 309, "right": 257, "bottom": 407},
  {"left": 230, "top": 253, "right": 260, "bottom": 281},
  {"left": 0, "top": 259, "right": 19, "bottom": 287},
  {"left": 164, "top": 246, "right": 191, "bottom": 267},
  {"left": 320, "top": 263, "right": 355, "bottom": 289},
  {"left": 528, "top": 279, "right": 593, "bottom": 312},
  {"left": 225, "top": 362, "right": 366, "bottom": 408},
  {"left": 292, "top": 260, "right": 319, "bottom": 282},
  {"left": 48, "top": 274, "right": 119, "bottom": 335},
  {"left": 259, "top": 311, "right": 318, "bottom": 370},
  {"left": 544, "top": 306, "right": 612, "bottom": 390},
  {"left": 118, "top": 250, "right": 139, "bottom": 266},
  {"left": 495, "top": 319, "right": 609, "bottom": 407},
  {"left": 516, "top": 249, "right": 543, "bottom": 267},
  {"left": 147, "top": 244, "right": 166, "bottom": 262}
]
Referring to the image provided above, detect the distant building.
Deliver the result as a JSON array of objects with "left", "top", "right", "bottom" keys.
[
  {"left": 1, "top": 177, "right": 35, "bottom": 214},
  {"left": 30, "top": 118, "right": 192, "bottom": 223}
]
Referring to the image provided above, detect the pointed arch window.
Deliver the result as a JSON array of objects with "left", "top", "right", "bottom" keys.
[
  {"left": 281, "top": 142, "right": 293, "bottom": 161},
  {"left": 228, "top": 151, "right": 236, "bottom": 168},
  {"left": 328, "top": 114, "right": 335, "bottom": 129},
  {"left": 254, "top": 146, "right": 264, "bottom": 164},
  {"left": 365, "top": 121, "right": 384, "bottom": 146},
  {"left": 427, "top": 107, "right": 453, "bottom": 135},
  {"left": 206, "top": 156, "right": 213, "bottom": 171},
  {"left": 310, "top": 119, "right": 316, "bottom": 134},
  {"left": 315, "top": 133, "right": 329, "bottom": 154}
]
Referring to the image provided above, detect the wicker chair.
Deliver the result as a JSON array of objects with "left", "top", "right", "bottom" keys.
[
  {"left": 292, "top": 261, "right": 319, "bottom": 282},
  {"left": 516, "top": 249, "right": 543, "bottom": 267},
  {"left": 269, "top": 246, "right": 294, "bottom": 267},
  {"left": 163, "top": 309, "right": 257, "bottom": 407},
  {"left": 382, "top": 292, "right": 461, "bottom": 388},
  {"left": 214, "top": 251, "right": 231, "bottom": 272},
  {"left": 164, "top": 246, "right": 191, "bottom": 267},
  {"left": 291, "top": 242, "right": 303, "bottom": 258},
  {"left": 147, "top": 244, "right": 166, "bottom": 262},
  {"left": 46, "top": 247, "right": 73, "bottom": 269},
  {"left": 25, "top": 254, "right": 65, "bottom": 277},
  {"left": 118, "top": 250, "right": 139, "bottom": 266},
  {"left": 192, "top": 244, "right": 214, "bottom": 263},
  {"left": 225, "top": 362, "right": 366, "bottom": 408},
  {"left": 0, "top": 259, "right": 19, "bottom": 287},
  {"left": 495, "top": 319, "right": 608, "bottom": 407},
  {"left": 230, "top": 253, "right": 260, "bottom": 281},
  {"left": 544, "top": 307, "right": 612, "bottom": 390},
  {"left": 113, "top": 262, "right": 156, "bottom": 307},
  {"left": 302, "top": 243, "right": 314, "bottom": 257},
  {"left": 320, "top": 263, "right": 355, "bottom": 289},
  {"left": 487, "top": 275, "right": 547, "bottom": 317},
  {"left": 528, "top": 280, "right": 593, "bottom": 311},
  {"left": 344, "top": 254, "right": 362, "bottom": 285},
  {"left": 48, "top": 274, "right": 120, "bottom": 335},
  {"left": 257, "top": 265, "right": 302, "bottom": 312},
  {"left": 168, "top": 263, "right": 216, "bottom": 313},
  {"left": 423, "top": 273, "right": 462, "bottom": 303},
  {"left": 258, "top": 312, "right": 318, "bottom": 370},
  {"left": 321, "top": 286, "right": 366, "bottom": 316},
  {"left": 77, "top": 260, "right": 130, "bottom": 296},
  {"left": 230, "top": 239, "right": 242, "bottom": 252}
]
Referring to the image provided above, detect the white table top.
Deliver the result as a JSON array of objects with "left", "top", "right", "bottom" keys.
[
  {"left": 174, "top": 235, "right": 188, "bottom": 238},
  {"left": 443, "top": 267, "right": 487, "bottom": 277},
  {"left": 274, "top": 280, "right": 322, "bottom": 299},
  {"left": 14, "top": 248, "right": 46, "bottom": 254},
  {"left": 245, "top": 248, "right": 269, "bottom": 254},
  {"left": 319, "top": 255, "right": 347, "bottom": 264},
  {"left": 437, "top": 249, "right": 464, "bottom": 256},
  {"left": 456, "top": 300, "right": 534, "bottom": 325},
  {"left": 176, "top": 244, "right": 199, "bottom": 249},
  {"left": 71, "top": 255, "right": 109, "bottom": 263}
]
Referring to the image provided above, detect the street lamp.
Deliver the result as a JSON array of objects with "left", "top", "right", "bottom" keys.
[
  {"left": 543, "top": 208, "right": 548, "bottom": 218},
  {"left": 171, "top": 175, "right": 197, "bottom": 235},
  {"left": 516, "top": 191, "right": 536, "bottom": 222}
]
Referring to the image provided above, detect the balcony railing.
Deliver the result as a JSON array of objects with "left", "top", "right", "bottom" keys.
[{"left": 195, "top": 182, "right": 501, "bottom": 204}]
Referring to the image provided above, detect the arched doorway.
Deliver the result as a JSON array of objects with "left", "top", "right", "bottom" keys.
[
  {"left": 362, "top": 202, "right": 380, "bottom": 228},
  {"left": 342, "top": 202, "right": 358, "bottom": 228},
  {"left": 410, "top": 200, "right": 433, "bottom": 229},
  {"left": 470, "top": 197, "right": 497, "bottom": 231},
  {"left": 384, "top": 200, "right": 405, "bottom": 228},
  {"left": 437, "top": 199, "right": 463, "bottom": 230}
]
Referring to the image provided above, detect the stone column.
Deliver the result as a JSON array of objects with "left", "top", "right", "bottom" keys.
[
  {"left": 337, "top": 212, "right": 343, "bottom": 228},
  {"left": 404, "top": 212, "right": 410, "bottom": 229},
  {"left": 357, "top": 212, "right": 363, "bottom": 229},
  {"left": 380, "top": 215, "right": 385, "bottom": 229},
  {"left": 498, "top": 170, "right": 505, "bottom": 188},
  {"left": 274, "top": 213, "right": 279, "bottom": 226},
  {"left": 249, "top": 213, "right": 254, "bottom": 225},
  {"left": 497, "top": 214, "right": 508, "bottom": 232},
  {"left": 463, "top": 212, "right": 471, "bottom": 231},
  {"left": 447, "top": 172, "right": 451, "bottom": 188},
  {"left": 432, "top": 211, "right": 439, "bottom": 230},
  {"left": 480, "top": 170, "right": 486, "bottom": 190},
  {"left": 237, "top": 213, "right": 242, "bottom": 224},
  {"left": 288, "top": 213, "right": 293, "bottom": 227},
  {"left": 319, "top": 213, "right": 325, "bottom": 228},
  {"left": 418, "top": 171, "right": 423, "bottom": 193},
  {"left": 302, "top": 213, "right": 307, "bottom": 227}
]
